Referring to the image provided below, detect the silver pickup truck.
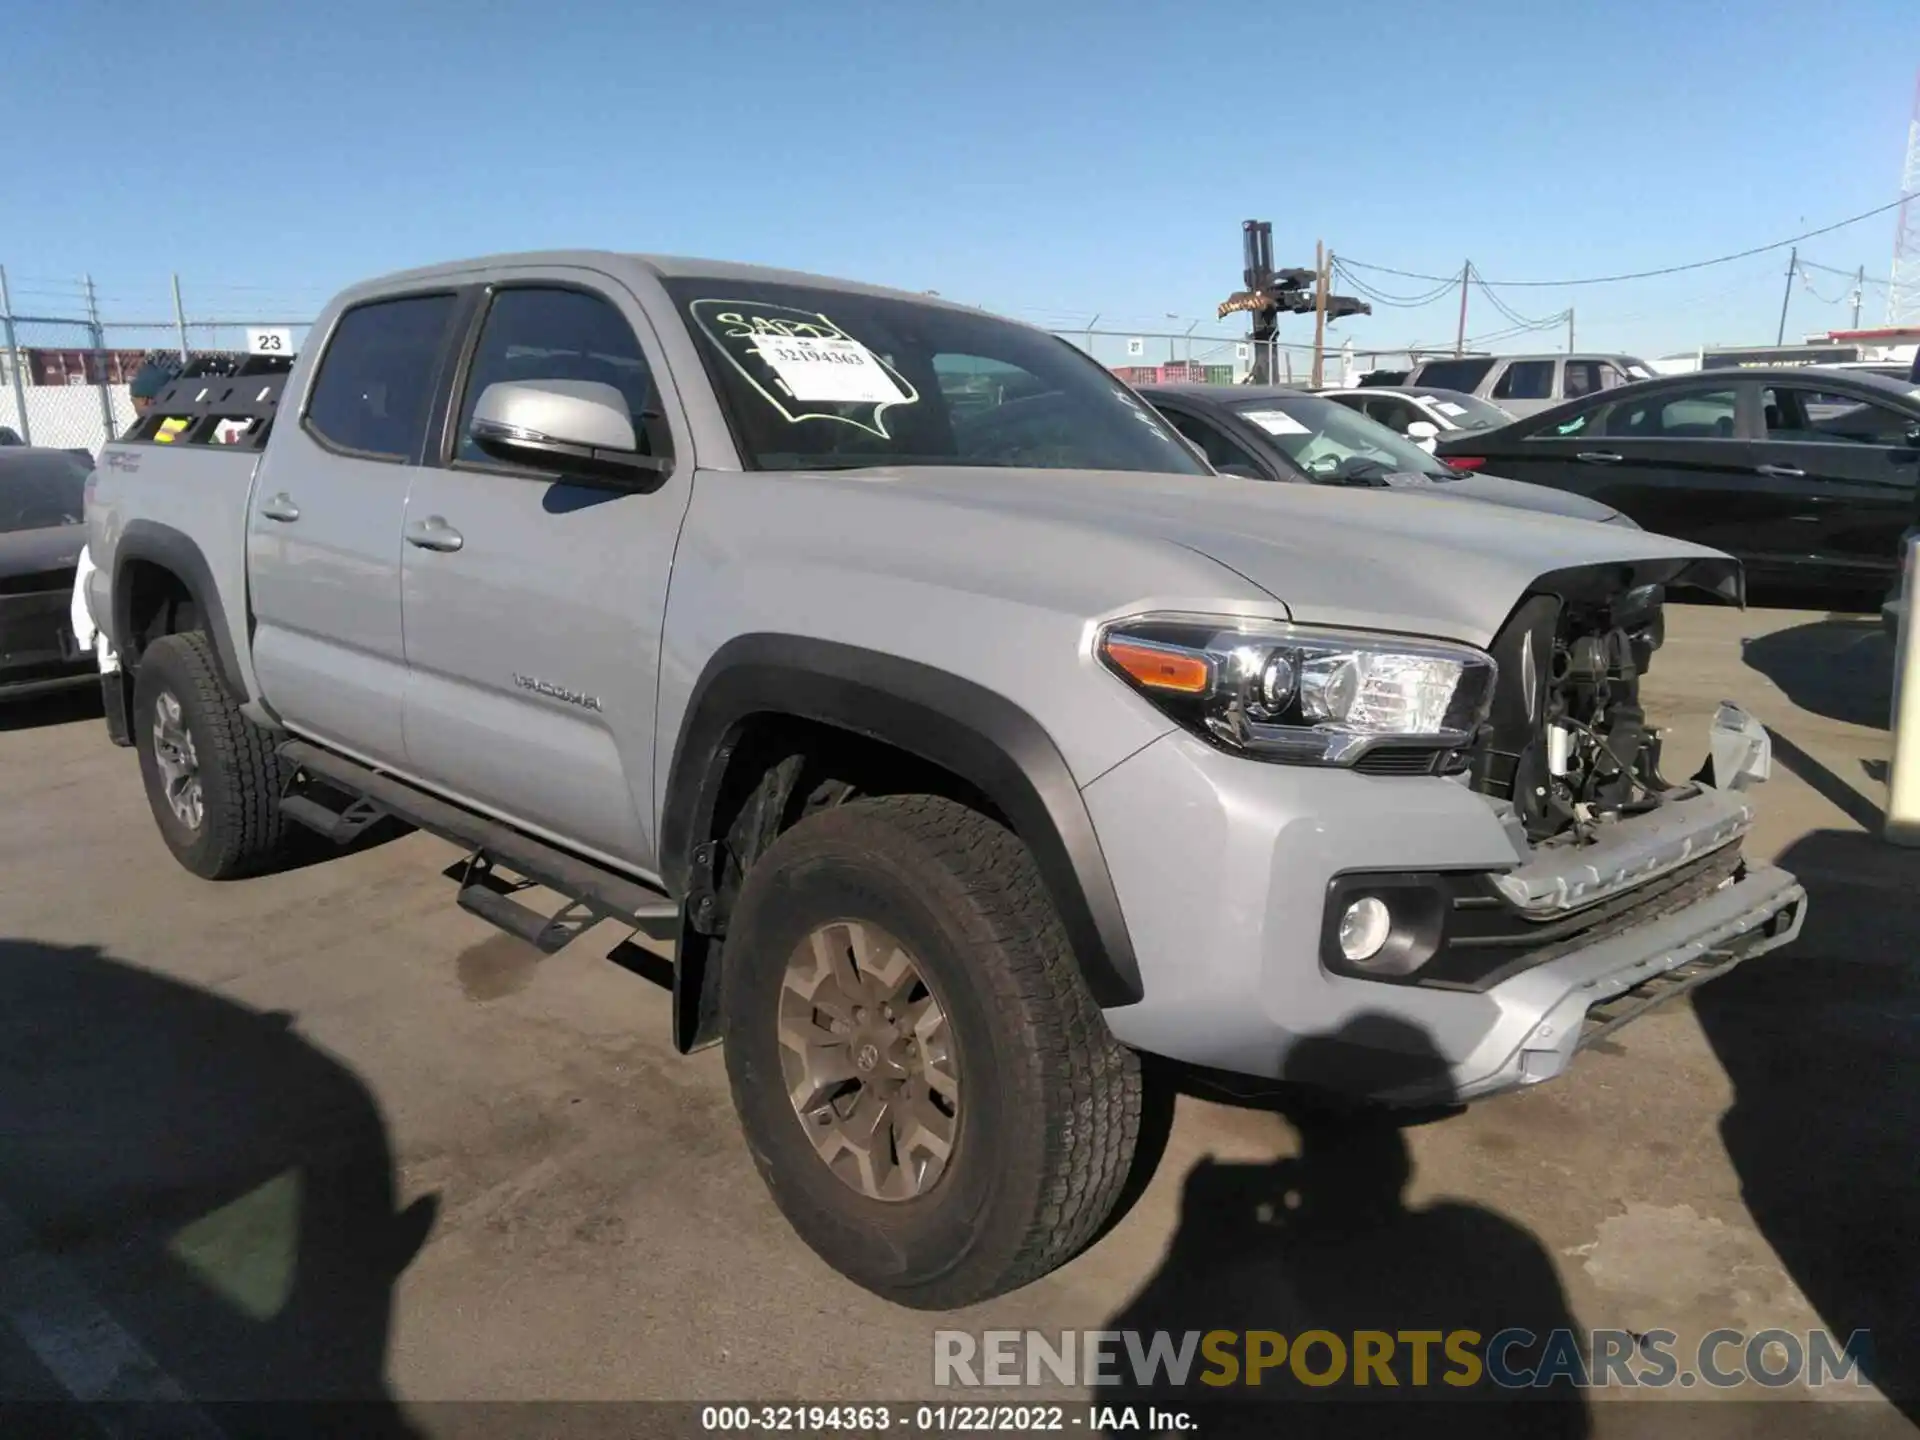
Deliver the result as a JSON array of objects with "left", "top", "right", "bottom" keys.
[{"left": 85, "top": 251, "right": 1806, "bottom": 1309}]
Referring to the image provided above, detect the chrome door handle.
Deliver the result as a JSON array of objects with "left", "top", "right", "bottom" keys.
[
  {"left": 258, "top": 493, "right": 300, "bottom": 522},
  {"left": 1756, "top": 464, "right": 1806, "bottom": 479},
  {"left": 405, "top": 516, "right": 464, "bottom": 553},
  {"left": 1575, "top": 451, "right": 1623, "bottom": 464}
]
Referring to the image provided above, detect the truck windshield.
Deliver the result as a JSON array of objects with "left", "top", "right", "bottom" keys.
[
  {"left": 0, "top": 452, "right": 88, "bottom": 533},
  {"left": 660, "top": 278, "right": 1207, "bottom": 475}
]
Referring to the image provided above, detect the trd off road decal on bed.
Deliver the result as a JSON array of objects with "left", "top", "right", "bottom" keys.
[{"left": 689, "top": 300, "right": 919, "bottom": 438}]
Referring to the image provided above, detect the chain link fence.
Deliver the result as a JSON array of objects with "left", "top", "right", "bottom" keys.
[{"left": 0, "top": 270, "right": 312, "bottom": 455}]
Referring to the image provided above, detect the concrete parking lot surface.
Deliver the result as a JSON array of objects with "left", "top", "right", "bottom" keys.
[{"left": 0, "top": 604, "right": 1914, "bottom": 1437}]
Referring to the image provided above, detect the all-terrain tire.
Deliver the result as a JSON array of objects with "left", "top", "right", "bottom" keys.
[
  {"left": 132, "top": 631, "right": 294, "bottom": 880},
  {"left": 721, "top": 793, "right": 1142, "bottom": 1309}
]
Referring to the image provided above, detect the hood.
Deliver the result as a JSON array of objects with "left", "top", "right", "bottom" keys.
[
  {"left": 1369, "top": 468, "right": 1628, "bottom": 525},
  {"left": 787, "top": 465, "right": 1734, "bottom": 647},
  {"left": 0, "top": 523, "right": 84, "bottom": 579}
]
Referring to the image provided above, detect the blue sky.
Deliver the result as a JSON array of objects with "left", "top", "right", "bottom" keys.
[{"left": 5, "top": 0, "right": 1916, "bottom": 365}]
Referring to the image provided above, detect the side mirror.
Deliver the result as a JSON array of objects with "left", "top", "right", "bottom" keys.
[
  {"left": 1405, "top": 419, "right": 1440, "bottom": 440},
  {"left": 1906, "top": 423, "right": 1920, "bottom": 451},
  {"left": 470, "top": 380, "right": 668, "bottom": 486}
]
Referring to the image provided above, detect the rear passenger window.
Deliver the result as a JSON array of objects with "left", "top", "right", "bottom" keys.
[
  {"left": 454, "top": 287, "right": 665, "bottom": 466},
  {"left": 304, "top": 294, "right": 456, "bottom": 461},
  {"left": 1603, "top": 389, "right": 1738, "bottom": 438},
  {"left": 1492, "top": 360, "right": 1555, "bottom": 401},
  {"left": 1412, "top": 358, "right": 1496, "bottom": 393}
]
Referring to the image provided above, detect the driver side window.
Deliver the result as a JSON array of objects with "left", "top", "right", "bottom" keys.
[
  {"left": 455, "top": 286, "right": 665, "bottom": 467},
  {"left": 1362, "top": 397, "right": 1418, "bottom": 433},
  {"left": 1160, "top": 410, "right": 1264, "bottom": 476}
]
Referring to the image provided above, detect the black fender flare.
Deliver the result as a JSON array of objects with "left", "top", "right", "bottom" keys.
[
  {"left": 111, "top": 519, "right": 246, "bottom": 697},
  {"left": 660, "top": 634, "right": 1143, "bottom": 1007}
]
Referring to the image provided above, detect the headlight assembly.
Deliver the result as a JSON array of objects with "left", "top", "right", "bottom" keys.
[{"left": 1097, "top": 613, "right": 1497, "bottom": 766}]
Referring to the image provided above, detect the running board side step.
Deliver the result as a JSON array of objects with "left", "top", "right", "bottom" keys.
[
  {"left": 279, "top": 792, "right": 389, "bottom": 846},
  {"left": 454, "top": 850, "right": 608, "bottom": 955},
  {"left": 278, "top": 740, "right": 679, "bottom": 950}
]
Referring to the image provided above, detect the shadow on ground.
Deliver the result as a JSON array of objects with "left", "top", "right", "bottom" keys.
[
  {"left": 1102, "top": 1017, "right": 1589, "bottom": 1437},
  {"left": 1741, "top": 617, "right": 1892, "bottom": 731},
  {"left": 0, "top": 686, "right": 102, "bottom": 734},
  {"left": 1693, "top": 827, "right": 1920, "bottom": 1425},
  {"left": 0, "top": 940, "right": 435, "bottom": 1437}
]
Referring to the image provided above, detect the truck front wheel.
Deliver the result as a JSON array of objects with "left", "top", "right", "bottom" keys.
[
  {"left": 721, "top": 794, "right": 1141, "bottom": 1308},
  {"left": 133, "top": 631, "right": 293, "bottom": 880}
]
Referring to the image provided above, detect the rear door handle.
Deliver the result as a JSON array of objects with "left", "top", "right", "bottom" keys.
[
  {"left": 1575, "top": 451, "right": 1622, "bottom": 464},
  {"left": 258, "top": 493, "right": 300, "bottom": 522},
  {"left": 405, "top": 516, "right": 464, "bottom": 553},
  {"left": 1756, "top": 464, "right": 1807, "bottom": 479}
]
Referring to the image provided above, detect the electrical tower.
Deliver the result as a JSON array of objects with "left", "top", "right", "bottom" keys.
[{"left": 1890, "top": 67, "right": 1920, "bottom": 325}]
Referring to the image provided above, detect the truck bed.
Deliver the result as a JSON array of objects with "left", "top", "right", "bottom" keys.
[{"left": 88, "top": 369, "right": 284, "bottom": 701}]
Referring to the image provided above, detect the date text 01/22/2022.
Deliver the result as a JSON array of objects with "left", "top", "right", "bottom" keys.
[{"left": 697, "top": 1404, "right": 1195, "bottom": 1432}]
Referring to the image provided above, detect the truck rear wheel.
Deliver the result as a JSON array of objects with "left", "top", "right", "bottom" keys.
[
  {"left": 721, "top": 794, "right": 1141, "bottom": 1308},
  {"left": 133, "top": 631, "right": 293, "bottom": 880}
]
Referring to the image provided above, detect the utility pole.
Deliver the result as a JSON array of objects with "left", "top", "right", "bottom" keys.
[
  {"left": 83, "top": 274, "right": 116, "bottom": 443},
  {"left": 1454, "top": 260, "right": 1471, "bottom": 356},
  {"left": 0, "top": 265, "right": 30, "bottom": 446},
  {"left": 1310, "top": 241, "right": 1329, "bottom": 389},
  {"left": 1776, "top": 246, "right": 1797, "bottom": 346},
  {"left": 171, "top": 274, "right": 190, "bottom": 363},
  {"left": 1851, "top": 265, "right": 1866, "bottom": 329},
  {"left": 1566, "top": 308, "right": 1575, "bottom": 353}
]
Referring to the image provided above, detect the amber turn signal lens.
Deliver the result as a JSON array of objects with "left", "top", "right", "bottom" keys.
[{"left": 1104, "top": 639, "right": 1210, "bottom": 694}]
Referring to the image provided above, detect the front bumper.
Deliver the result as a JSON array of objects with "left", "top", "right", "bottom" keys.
[
  {"left": 0, "top": 588, "right": 95, "bottom": 698},
  {"left": 1083, "top": 728, "right": 1805, "bottom": 1104}
]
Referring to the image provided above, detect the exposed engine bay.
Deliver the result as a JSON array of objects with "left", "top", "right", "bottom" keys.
[{"left": 1472, "top": 564, "right": 1724, "bottom": 845}]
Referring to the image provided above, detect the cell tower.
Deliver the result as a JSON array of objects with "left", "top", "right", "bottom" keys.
[{"left": 1890, "top": 67, "right": 1920, "bottom": 325}]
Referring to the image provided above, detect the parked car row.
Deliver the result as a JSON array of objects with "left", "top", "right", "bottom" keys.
[
  {"left": 1392, "top": 352, "right": 1659, "bottom": 416},
  {"left": 1432, "top": 366, "right": 1920, "bottom": 602},
  {"left": 1138, "top": 384, "right": 1633, "bottom": 527}
]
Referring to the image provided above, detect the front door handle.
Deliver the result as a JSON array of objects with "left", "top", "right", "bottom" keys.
[
  {"left": 258, "top": 493, "right": 300, "bottom": 522},
  {"left": 405, "top": 516, "right": 464, "bottom": 553},
  {"left": 1575, "top": 451, "right": 1623, "bottom": 464},
  {"left": 1756, "top": 463, "right": 1807, "bottom": 479}
]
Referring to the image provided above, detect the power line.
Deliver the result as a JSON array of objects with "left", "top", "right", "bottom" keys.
[
  {"left": 1470, "top": 266, "right": 1567, "bottom": 330},
  {"left": 1339, "top": 194, "right": 1913, "bottom": 287},
  {"left": 1329, "top": 260, "right": 1459, "bottom": 309},
  {"left": 1797, "top": 256, "right": 1890, "bottom": 286}
]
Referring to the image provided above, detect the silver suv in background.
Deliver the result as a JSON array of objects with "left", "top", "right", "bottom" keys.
[{"left": 1407, "top": 352, "right": 1658, "bottom": 417}]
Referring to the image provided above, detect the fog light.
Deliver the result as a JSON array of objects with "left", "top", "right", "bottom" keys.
[{"left": 1338, "top": 896, "right": 1392, "bottom": 962}]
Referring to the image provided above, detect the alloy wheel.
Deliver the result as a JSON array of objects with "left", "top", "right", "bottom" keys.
[{"left": 777, "top": 920, "right": 959, "bottom": 1201}]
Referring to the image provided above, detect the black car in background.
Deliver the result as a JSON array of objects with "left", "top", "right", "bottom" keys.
[
  {"left": 0, "top": 446, "right": 95, "bottom": 700},
  {"left": 1433, "top": 367, "right": 1920, "bottom": 604},
  {"left": 1137, "top": 383, "right": 1634, "bottom": 526}
]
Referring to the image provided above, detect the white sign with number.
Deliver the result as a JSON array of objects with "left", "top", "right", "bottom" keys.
[
  {"left": 752, "top": 335, "right": 906, "bottom": 405},
  {"left": 247, "top": 327, "right": 293, "bottom": 357},
  {"left": 1125, "top": 337, "right": 1144, "bottom": 358}
]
